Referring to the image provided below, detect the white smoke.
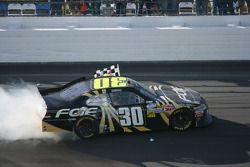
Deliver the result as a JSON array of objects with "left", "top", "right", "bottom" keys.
[{"left": 0, "top": 83, "right": 64, "bottom": 141}]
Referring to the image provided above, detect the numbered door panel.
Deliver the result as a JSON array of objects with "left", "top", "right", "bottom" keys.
[
  {"left": 109, "top": 91, "right": 147, "bottom": 127},
  {"left": 118, "top": 106, "right": 145, "bottom": 127}
]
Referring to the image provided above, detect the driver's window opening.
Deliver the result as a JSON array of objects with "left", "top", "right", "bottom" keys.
[
  {"left": 86, "top": 94, "right": 110, "bottom": 106},
  {"left": 109, "top": 91, "right": 145, "bottom": 106}
]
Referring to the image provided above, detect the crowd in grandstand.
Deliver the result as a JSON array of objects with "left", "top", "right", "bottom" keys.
[{"left": 0, "top": 0, "right": 250, "bottom": 16}]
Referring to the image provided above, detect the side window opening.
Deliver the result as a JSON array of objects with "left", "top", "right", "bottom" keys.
[
  {"left": 109, "top": 91, "right": 145, "bottom": 106},
  {"left": 86, "top": 94, "right": 110, "bottom": 106},
  {"left": 60, "top": 81, "right": 90, "bottom": 100}
]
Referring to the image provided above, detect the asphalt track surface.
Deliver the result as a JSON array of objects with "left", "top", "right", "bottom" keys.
[{"left": 0, "top": 62, "right": 250, "bottom": 167}]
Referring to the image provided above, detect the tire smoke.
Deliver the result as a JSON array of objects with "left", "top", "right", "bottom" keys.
[{"left": 0, "top": 83, "right": 63, "bottom": 141}]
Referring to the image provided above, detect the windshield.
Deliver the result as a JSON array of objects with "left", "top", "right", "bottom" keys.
[{"left": 128, "top": 78, "right": 158, "bottom": 100}]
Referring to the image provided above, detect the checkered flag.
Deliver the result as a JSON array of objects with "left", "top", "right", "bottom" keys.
[{"left": 94, "top": 64, "right": 120, "bottom": 78}]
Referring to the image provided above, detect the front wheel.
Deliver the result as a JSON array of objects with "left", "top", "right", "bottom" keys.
[
  {"left": 74, "top": 116, "right": 99, "bottom": 139},
  {"left": 170, "top": 108, "right": 194, "bottom": 131}
]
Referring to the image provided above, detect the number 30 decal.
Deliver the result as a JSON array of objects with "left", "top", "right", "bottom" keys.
[{"left": 118, "top": 107, "right": 144, "bottom": 126}]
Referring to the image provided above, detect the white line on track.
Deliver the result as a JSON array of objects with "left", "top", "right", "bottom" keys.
[
  {"left": 74, "top": 27, "right": 131, "bottom": 31},
  {"left": 67, "top": 25, "right": 77, "bottom": 28},
  {"left": 227, "top": 24, "right": 247, "bottom": 29},
  {"left": 32, "top": 28, "right": 69, "bottom": 31},
  {"left": 0, "top": 29, "right": 6, "bottom": 31},
  {"left": 156, "top": 26, "right": 192, "bottom": 30},
  {"left": 236, "top": 26, "right": 246, "bottom": 29}
]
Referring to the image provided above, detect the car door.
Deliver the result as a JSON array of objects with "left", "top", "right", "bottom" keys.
[{"left": 108, "top": 90, "right": 147, "bottom": 129}]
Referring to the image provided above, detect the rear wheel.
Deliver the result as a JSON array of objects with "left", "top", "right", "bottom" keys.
[
  {"left": 74, "top": 117, "right": 99, "bottom": 139},
  {"left": 170, "top": 108, "right": 194, "bottom": 131}
]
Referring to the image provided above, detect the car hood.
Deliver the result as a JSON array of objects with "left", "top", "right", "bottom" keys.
[{"left": 152, "top": 84, "right": 202, "bottom": 105}]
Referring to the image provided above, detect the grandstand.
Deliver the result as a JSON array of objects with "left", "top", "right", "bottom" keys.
[
  {"left": 0, "top": 0, "right": 249, "bottom": 16},
  {"left": 0, "top": 0, "right": 50, "bottom": 16}
]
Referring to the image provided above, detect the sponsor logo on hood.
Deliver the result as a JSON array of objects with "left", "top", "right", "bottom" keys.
[{"left": 170, "top": 86, "right": 192, "bottom": 103}]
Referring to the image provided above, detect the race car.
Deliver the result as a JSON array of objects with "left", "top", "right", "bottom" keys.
[{"left": 40, "top": 65, "right": 212, "bottom": 139}]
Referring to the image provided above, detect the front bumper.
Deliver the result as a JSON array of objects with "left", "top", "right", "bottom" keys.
[{"left": 196, "top": 113, "right": 213, "bottom": 127}]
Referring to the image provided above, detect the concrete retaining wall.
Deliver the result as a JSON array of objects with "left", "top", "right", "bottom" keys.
[
  {"left": 0, "top": 16, "right": 250, "bottom": 29},
  {"left": 0, "top": 16, "right": 250, "bottom": 63}
]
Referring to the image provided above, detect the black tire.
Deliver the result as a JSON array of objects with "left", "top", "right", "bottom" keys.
[
  {"left": 74, "top": 116, "right": 99, "bottom": 139},
  {"left": 170, "top": 108, "right": 194, "bottom": 131}
]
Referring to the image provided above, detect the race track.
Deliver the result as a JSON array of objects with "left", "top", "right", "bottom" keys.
[
  {"left": 1, "top": 16, "right": 250, "bottom": 167},
  {"left": 0, "top": 63, "right": 250, "bottom": 167}
]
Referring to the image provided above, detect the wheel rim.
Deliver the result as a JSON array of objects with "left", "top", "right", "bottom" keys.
[
  {"left": 77, "top": 120, "right": 94, "bottom": 138},
  {"left": 172, "top": 111, "right": 192, "bottom": 129}
]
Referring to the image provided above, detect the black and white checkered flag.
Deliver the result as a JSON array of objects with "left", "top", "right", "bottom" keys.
[{"left": 94, "top": 64, "right": 120, "bottom": 78}]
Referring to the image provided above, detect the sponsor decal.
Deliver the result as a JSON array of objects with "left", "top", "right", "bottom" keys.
[
  {"left": 171, "top": 86, "right": 192, "bottom": 103},
  {"left": 146, "top": 102, "right": 163, "bottom": 116},
  {"left": 163, "top": 104, "right": 175, "bottom": 114},
  {"left": 55, "top": 107, "right": 98, "bottom": 118},
  {"left": 154, "top": 108, "right": 164, "bottom": 113}
]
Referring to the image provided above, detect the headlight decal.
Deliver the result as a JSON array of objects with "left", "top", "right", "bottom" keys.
[{"left": 194, "top": 104, "right": 207, "bottom": 118}]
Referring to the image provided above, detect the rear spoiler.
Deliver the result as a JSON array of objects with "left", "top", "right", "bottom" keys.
[{"left": 38, "top": 76, "right": 87, "bottom": 96}]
